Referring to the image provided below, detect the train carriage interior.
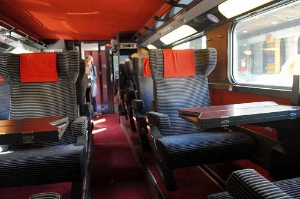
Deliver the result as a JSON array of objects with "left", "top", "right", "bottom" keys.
[{"left": 1, "top": 0, "right": 300, "bottom": 198}]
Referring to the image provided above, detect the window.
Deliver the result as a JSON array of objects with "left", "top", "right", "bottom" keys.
[
  {"left": 172, "top": 36, "right": 207, "bottom": 50},
  {"left": 231, "top": 1, "right": 300, "bottom": 88}
]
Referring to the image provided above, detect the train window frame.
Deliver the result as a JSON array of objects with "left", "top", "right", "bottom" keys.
[
  {"left": 229, "top": 0, "right": 300, "bottom": 89},
  {"left": 172, "top": 35, "right": 207, "bottom": 50}
]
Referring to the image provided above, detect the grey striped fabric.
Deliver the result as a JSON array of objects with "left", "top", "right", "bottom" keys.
[
  {"left": 208, "top": 169, "right": 299, "bottom": 199},
  {"left": 147, "top": 111, "right": 170, "bottom": 129},
  {"left": 156, "top": 132, "right": 254, "bottom": 169},
  {"left": 30, "top": 192, "right": 61, "bottom": 199},
  {"left": 131, "top": 57, "right": 154, "bottom": 151},
  {"left": 0, "top": 51, "right": 87, "bottom": 187},
  {"left": 226, "top": 169, "right": 293, "bottom": 199},
  {"left": 148, "top": 48, "right": 216, "bottom": 135},
  {"left": 0, "top": 50, "right": 87, "bottom": 146},
  {"left": 132, "top": 57, "right": 154, "bottom": 113},
  {"left": 147, "top": 48, "right": 254, "bottom": 190}
]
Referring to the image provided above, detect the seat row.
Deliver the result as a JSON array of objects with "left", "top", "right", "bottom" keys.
[
  {"left": 120, "top": 48, "right": 300, "bottom": 198},
  {"left": 119, "top": 48, "right": 252, "bottom": 190}
]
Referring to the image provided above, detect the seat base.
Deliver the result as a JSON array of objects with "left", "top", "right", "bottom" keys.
[{"left": 152, "top": 131, "right": 254, "bottom": 191}]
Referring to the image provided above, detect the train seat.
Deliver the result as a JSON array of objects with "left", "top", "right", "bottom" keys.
[
  {"left": 124, "top": 60, "right": 137, "bottom": 132},
  {"left": 131, "top": 56, "right": 153, "bottom": 151},
  {"left": 76, "top": 59, "right": 93, "bottom": 120},
  {"left": 118, "top": 60, "right": 137, "bottom": 131},
  {"left": 0, "top": 51, "right": 90, "bottom": 199},
  {"left": 118, "top": 62, "right": 127, "bottom": 118},
  {"left": 147, "top": 48, "right": 254, "bottom": 190},
  {"left": 207, "top": 169, "right": 300, "bottom": 199}
]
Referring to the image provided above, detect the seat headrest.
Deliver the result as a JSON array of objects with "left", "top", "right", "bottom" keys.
[
  {"left": 20, "top": 52, "right": 58, "bottom": 83},
  {"left": 162, "top": 49, "right": 195, "bottom": 77},
  {"left": 143, "top": 57, "right": 151, "bottom": 77},
  {"left": 149, "top": 48, "right": 217, "bottom": 79},
  {"left": 132, "top": 57, "right": 151, "bottom": 77},
  {"left": 0, "top": 50, "right": 80, "bottom": 84}
]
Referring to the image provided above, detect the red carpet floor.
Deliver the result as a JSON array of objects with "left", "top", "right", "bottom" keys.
[{"left": 90, "top": 114, "right": 151, "bottom": 199}]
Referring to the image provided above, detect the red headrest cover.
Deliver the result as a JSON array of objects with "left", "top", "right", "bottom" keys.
[
  {"left": 162, "top": 49, "right": 195, "bottom": 77},
  {"left": 143, "top": 57, "right": 151, "bottom": 77},
  {"left": 20, "top": 52, "right": 58, "bottom": 83}
]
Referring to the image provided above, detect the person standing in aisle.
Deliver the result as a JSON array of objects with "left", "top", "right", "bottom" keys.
[{"left": 85, "top": 55, "right": 98, "bottom": 113}]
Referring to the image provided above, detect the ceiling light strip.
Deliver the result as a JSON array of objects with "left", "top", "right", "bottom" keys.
[
  {"left": 218, "top": 0, "right": 275, "bottom": 19},
  {"left": 159, "top": 25, "right": 197, "bottom": 45}
]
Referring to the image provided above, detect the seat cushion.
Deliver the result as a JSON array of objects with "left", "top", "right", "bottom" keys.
[
  {"left": 273, "top": 177, "right": 300, "bottom": 198},
  {"left": 0, "top": 144, "right": 85, "bottom": 187},
  {"left": 207, "top": 175, "right": 300, "bottom": 199},
  {"left": 156, "top": 131, "right": 254, "bottom": 169},
  {"left": 226, "top": 169, "right": 293, "bottom": 199}
]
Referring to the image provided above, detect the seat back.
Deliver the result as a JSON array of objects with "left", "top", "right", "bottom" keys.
[
  {"left": 118, "top": 62, "right": 127, "bottom": 115},
  {"left": 76, "top": 59, "right": 91, "bottom": 117},
  {"left": 132, "top": 57, "right": 153, "bottom": 113},
  {"left": 118, "top": 62, "right": 126, "bottom": 98},
  {"left": 149, "top": 48, "right": 217, "bottom": 135},
  {"left": 76, "top": 59, "right": 88, "bottom": 108},
  {"left": 124, "top": 60, "right": 136, "bottom": 96},
  {"left": 0, "top": 51, "right": 85, "bottom": 145}
]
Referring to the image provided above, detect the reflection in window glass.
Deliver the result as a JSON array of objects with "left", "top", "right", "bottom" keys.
[
  {"left": 173, "top": 36, "right": 206, "bottom": 49},
  {"left": 232, "top": 1, "right": 300, "bottom": 88}
]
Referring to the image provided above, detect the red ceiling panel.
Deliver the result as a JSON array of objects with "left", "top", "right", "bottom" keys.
[{"left": 0, "top": 0, "right": 166, "bottom": 41}]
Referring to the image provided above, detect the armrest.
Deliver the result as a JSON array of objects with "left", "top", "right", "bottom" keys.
[
  {"left": 132, "top": 99, "right": 144, "bottom": 110},
  {"left": 147, "top": 111, "right": 170, "bottom": 129},
  {"left": 226, "top": 169, "right": 293, "bottom": 199},
  {"left": 80, "top": 102, "right": 93, "bottom": 117},
  {"left": 148, "top": 124, "right": 163, "bottom": 151},
  {"left": 71, "top": 116, "right": 88, "bottom": 137},
  {"left": 75, "top": 134, "right": 87, "bottom": 146},
  {"left": 148, "top": 124, "right": 163, "bottom": 140}
]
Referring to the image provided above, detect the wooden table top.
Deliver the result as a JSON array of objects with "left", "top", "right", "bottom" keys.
[
  {"left": 0, "top": 116, "right": 69, "bottom": 145},
  {"left": 179, "top": 101, "right": 300, "bottom": 129}
]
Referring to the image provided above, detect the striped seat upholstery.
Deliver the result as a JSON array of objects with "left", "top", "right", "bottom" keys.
[
  {"left": 76, "top": 59, "right": 92, "bottom": 118},
  {"left": 118, "top": 62, "right": 127, "bottom": 116},
  {"left": 207, "top": 169, "right": 300, "bottom": 199},
  {"left": 132, "top": 57, "right": 153, "bottom": 114},
  {"left": 123, "top": 60, "right": 137, "bottom": 132},
  {"left": 147, "top": 48, "right": 254, "bottom": 190},
  {"left": 30, "top": 192, "right": 61, "bottom": 199},
  {"left": 0, "top": 51, "right": 88, "bottom": 193},
  {"left": 131, "top": 57, "right": 154, "bottom": 151},
  {"left": 148, "top": 49, "right": 216, "bottom": 135}
]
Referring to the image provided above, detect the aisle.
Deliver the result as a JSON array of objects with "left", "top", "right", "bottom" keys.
[{"left": 90, "top": 114, "right": 152, "bottom": 199}]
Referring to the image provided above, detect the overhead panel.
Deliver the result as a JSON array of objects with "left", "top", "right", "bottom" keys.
[{"left": 139, "top": 0, "right": 225, "bottom": 47}]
